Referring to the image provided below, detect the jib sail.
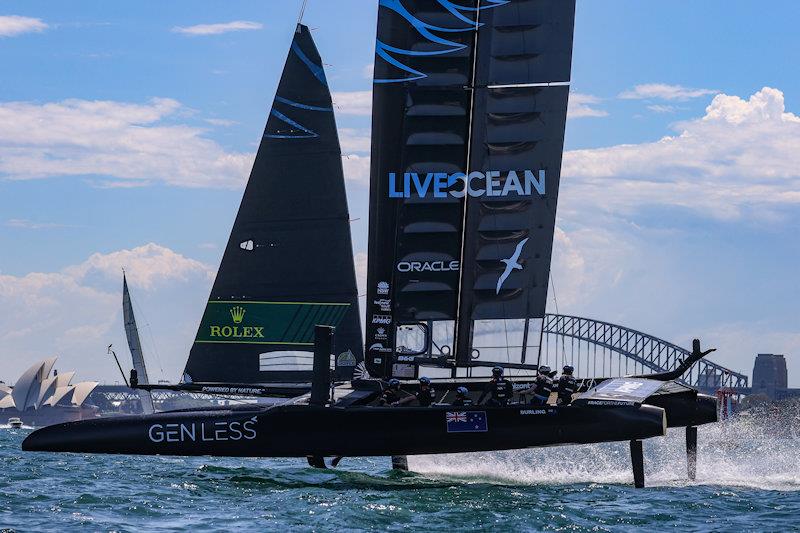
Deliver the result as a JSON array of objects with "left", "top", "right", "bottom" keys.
[
  {"left": 364, "top": 0, "right": 576, "bottom": 376},
  {"left": 183, "top": 24, "right": 363, "bottom": 384},
  {"left": 123, "top": 274, "right": 155, "bottom": 413}
]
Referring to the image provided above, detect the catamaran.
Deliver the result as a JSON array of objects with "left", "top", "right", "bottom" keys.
[{"left": 24, "top": 2, "right": 717, "bottom": 488}]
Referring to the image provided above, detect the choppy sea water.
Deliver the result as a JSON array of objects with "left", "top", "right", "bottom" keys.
[{"left": 1, "top": 416, "right": 799, "bottom": 532}]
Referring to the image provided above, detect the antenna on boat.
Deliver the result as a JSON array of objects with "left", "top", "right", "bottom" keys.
[
  {"left": 297, "top": 0, "right": 310, "bottom": 25},
  {"left": 107, "top": 344, "right": 129, "bottom": 387}
]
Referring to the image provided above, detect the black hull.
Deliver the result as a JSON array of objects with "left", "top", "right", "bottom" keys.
[{"left": 23, "top": 403, "right": 666, "bottom": 458}]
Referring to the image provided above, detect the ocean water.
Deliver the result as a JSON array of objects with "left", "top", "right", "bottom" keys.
[{"left": 1, "top": 416, "right": 799, "bottom": 532}]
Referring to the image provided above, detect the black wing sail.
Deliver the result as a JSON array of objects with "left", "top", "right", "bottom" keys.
[
  {"left": 184, "top": 25, "right": 363, "bottom": 385},
  {"left": 365, "top": 0, "right": 575, "bottom": 376}
]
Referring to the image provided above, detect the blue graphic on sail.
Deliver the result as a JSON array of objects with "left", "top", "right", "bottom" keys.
[
  {"left": 374, "top": 0, "right": 510, "bottom": 84},
  {"left": 264, "top": 34, "right": 333, "bottom": 140}
]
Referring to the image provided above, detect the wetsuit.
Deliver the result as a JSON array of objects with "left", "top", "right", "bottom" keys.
[
  {"left": 480, "top": 378, "right": 513, "bottom": 406},
  {"left": 556, "top": 375, "right": 577, "bottom": 406},
  {"left": 416, "top": 387, "right": 437, "bottom": 407},
  {"left": 531, "top": 374, "right": 554, "bottom": 405}
]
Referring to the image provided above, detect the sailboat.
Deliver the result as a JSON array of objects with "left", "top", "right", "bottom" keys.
[{"left": 24, "top": 4, "right": 717, "bottom": 488}]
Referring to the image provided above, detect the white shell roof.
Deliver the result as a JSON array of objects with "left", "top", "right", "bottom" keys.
[{"left": 11, "top": 357, "right": 57, "bottom": 411}]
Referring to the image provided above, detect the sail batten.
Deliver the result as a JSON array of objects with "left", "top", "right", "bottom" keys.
[{"left": 183, "top": 24, "right": 363, "bottom": 384}]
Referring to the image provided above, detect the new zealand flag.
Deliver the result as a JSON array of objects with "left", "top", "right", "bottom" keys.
[{"left": 446, "top": 411, "right": 488, "bottom": 433}]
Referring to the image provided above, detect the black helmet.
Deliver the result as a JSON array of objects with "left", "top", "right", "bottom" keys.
[
  {"left": 456, "top": 386, "right": 468, "bottom": 397},
  {"left": 539, "top": 365, "right": 551, "bottom": 375},
  {"left": 562, "top": 365, "right": 574, "bottom": 375},
  {"left": 388, "top": 378, "right": 400, "bottom": 388},
  {"left": 492, "top": 366, "right": 504, "bottom": 378},
  {"left": 419, "top": 376, "right": 431, "bottom": 386}
]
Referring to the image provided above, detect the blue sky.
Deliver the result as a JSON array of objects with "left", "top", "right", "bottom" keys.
[{"left": 0, "top": 0, "right": 798, "bottom": 386}]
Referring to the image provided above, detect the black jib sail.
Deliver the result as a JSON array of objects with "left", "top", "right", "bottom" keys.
[
  {"left": 365, "top": 0, "right": 576, "bottom": 376},
  {"left": 183, "top": 24, "right": 363, "bottom": 385}
]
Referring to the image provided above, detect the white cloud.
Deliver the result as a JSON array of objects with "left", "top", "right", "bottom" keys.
[
  {"left": 647, "top": 104, "right": 678, "bottom": 114},
  {"left": 619, "top": 83, "right": 718, "bottom": 101},
  {"left": 362, "top": 64, "right": 374, "bottom": 80},
  {"left": 342, "top": 154, "right": 370, "bottom": 186},
  {"left": 332, "top": 90, "right": 372, "bottom": 116},
  {"left": 568, "top": 93, "right": 608, "bottom": 119},
  {"left": 0, "top": 98, "right": 253, "bottom": 188},
  {"left": 172, "top": 21, "right": 262, "bottom": 36},
  {"left": 64, "top": 243, "right": 214, "bottom": 291},
  {"left": 204, "top": 118, "right": 238, "bottom": 127},
  {"left": 0, "top": 244, "right": 213, "bottom": 382},
  {"left": 338, "top": 128, "right": 371, "bottom": 153},
  {"left": 5, "top": 219, "right": 74, "bottom": 230},
  {"left": 563, "top": 87, "right": 800, "bottom": 219},
  {"left": 0, "top": 15, "right": 47, "bottom": 37}
]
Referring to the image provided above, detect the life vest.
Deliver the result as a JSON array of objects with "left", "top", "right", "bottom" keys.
[
  {"left": 534, "top": 374, "right": 554, "bottom": 398},
  {"left": 416, "top": 387, "right": 436, "bottom": 407},
  {"left": 557, "top": 375, "right": 577, "bottom": 404},
  {"left": 492, "top": 378, "right": 512, "bottom": 401}
]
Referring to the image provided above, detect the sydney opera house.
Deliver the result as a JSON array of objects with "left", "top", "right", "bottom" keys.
[{"left": 1, "top": 357, "right": 99, "bottom": 427}]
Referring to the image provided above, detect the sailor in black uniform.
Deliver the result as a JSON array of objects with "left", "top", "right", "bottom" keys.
[
  {"left": 451, "top": 386, "right": 473, "bottom": 407},
  {"left": 379, "top": 378, "right": 411, "bottom": 406},
  {"left": 415, "top": 376, "right": 437, "bottom": 407},
  {"left": 477, "top": 366, "right": 514, "bottom": 406},
  {"left": 556, "top": 365, "right": 577, "bottom": 406},
  {"left": 526, "top": 365, "right": 554, "bottom": 405}
]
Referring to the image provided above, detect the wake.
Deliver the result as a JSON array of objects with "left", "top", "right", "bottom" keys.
[{"left": 411, "top": 414, "right": 800, "bottom": 491}]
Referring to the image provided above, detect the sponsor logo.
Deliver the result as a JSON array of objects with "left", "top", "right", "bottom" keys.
[
  {"left": 496, "top": 238, "right": 529, "bottom": 294},
  {"left": 209, "top": 325, "right": 264, "bottom": 339},
  {"left": 375, "top": 327, "right": 388, "bottom": 340},
  {"left": 586, "top": 400, "right": 636, "bottom": 407},
  {"left": 337, "top": 350, "right": 357, "bottom": 367},
  {"left": 230, "top": 306, "right": 246, "bottom": 324},
  {"left": 377, "top": 281, "right": 390, "bottom": 295},
  {"left": 396, "top": 355, "right": 417, "bottom": 362},
  {"left": 519, "top": 409, "right": 556, "bottom": 416},
  {"left": 373, "top": 298, "right": 392, "bottom": 312},
  {"left": 372, "top": 314, "right": 392, "bottom": 325},
  {"left": 388, "top": 170, "right": 545, "bottom": 199},
  {"left": 369, "top": 343, "right": 393, "bottom": 354},
  {"left": 148, "top": 417, "right": 257, "bottom": 443},
  {"left": 239, "top": 240, "right": 254, "bottom": 251},
  {"left": 397, "top": 260, "right": 460, "bottom": 273}
]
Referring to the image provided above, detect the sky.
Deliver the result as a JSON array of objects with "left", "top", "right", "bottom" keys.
[{"left": 0, "top": 0, "right": 798, "bottom": 386}]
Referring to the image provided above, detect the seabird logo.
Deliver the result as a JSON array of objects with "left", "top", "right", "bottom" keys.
[
  {"left": 230, "top": 306, "right": 246, "bottom": 324},
  {"left": 388, "top": 170, "right": 545, "bottom": 199},
  {"left": 496, "top": 238, "right": 529, "bottom": 294},
  {"left": 377, "top": 281, "right": 390, "bottom": 295}
]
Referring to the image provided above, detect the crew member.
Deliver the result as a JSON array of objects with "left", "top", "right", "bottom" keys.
[
  {"left": 379, "top": 378, "right": 412, "bottom": 406},
  {"left": 477, "top": 366, "right": 514, "bottom": 406},
  {"left": 526, "top": 365, "right": 554, "bottom": 406},
  {"left": 452, "top": 386, "right": 474, "bottom": 407},
  {"left": 556, "top": 365, "right": 578, "bottom": 406},
  {"left": 415, "top": 376, "right": 437, "bottom": 407}
]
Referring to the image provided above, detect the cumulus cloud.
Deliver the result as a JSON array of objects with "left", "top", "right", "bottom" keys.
[
  {"left": 563, "top": 87, "right": 800, "bottom": 219},
  {"left": 0, "top": 15, "right": 47, "bottom": 37},
  {"left": 568, "top": 93, "right": 608, "bottom": 119},
  {"left": 0, "top": 98, "right": 253, "bottom": 188},
  {"left": 332, "top": 90, "right": 372, "bottom": 116},
  {"left": 64, "top": 243, "right": 214, "bottom": 290},
  {"left": 171, "top": 21, "right": 262, "bottom": 36},
  {"left": 339, "top": 128, "right": 371, "bottom": 153},
  {"left": 619, "top": 83, "right": 718, "bottom": 101},
  {"left": 0, "top": 244, "right": 213, "bottom": 381},
  {"left": 342, "top": 154, "right": 371, "bottom": 186}
]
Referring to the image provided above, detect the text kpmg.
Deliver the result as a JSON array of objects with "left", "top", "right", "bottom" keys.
[{"left": 388, "top": 170, "right": 546, "bottom": 199}]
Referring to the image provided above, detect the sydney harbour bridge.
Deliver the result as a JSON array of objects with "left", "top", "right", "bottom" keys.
[{"left": 90, "top": 313, "right": 749, "bottom": 409}]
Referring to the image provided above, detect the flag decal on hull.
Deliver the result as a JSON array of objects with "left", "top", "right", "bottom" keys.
[{"left": 446, "top": 411, "right": 488, "bottom": 433}]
